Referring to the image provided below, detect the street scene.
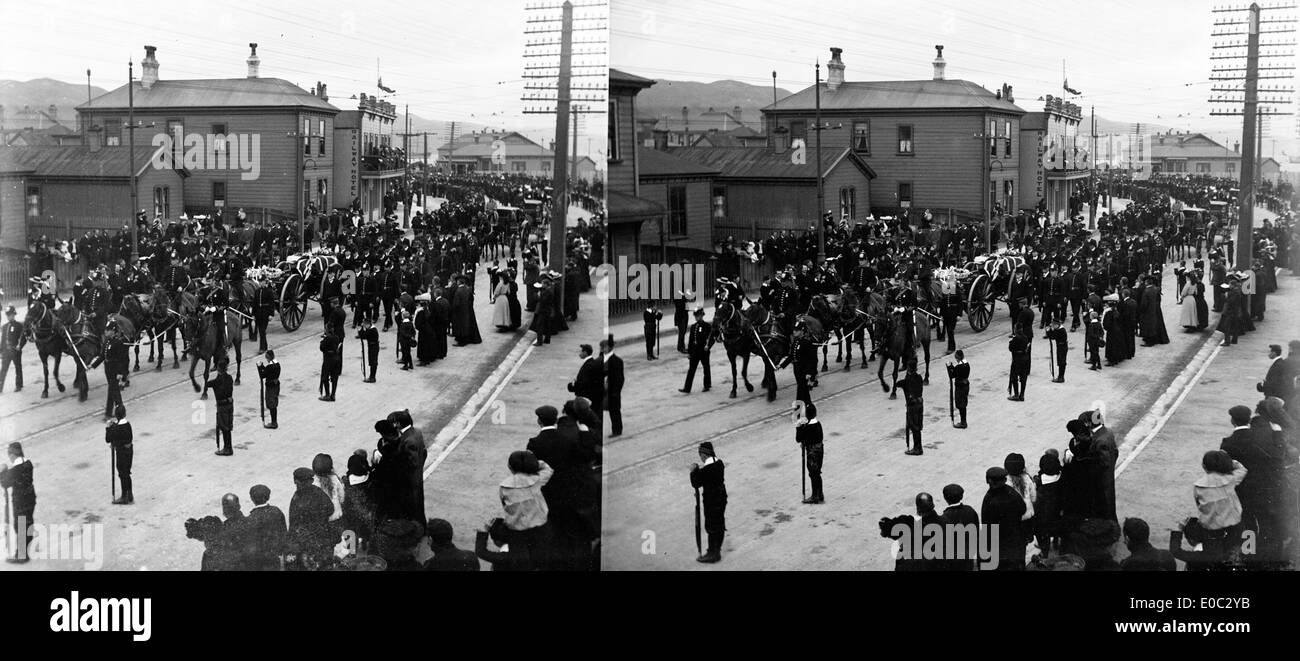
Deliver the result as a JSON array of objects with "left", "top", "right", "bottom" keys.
[
  {"left": 605, "top": 0, "right": 1300, "bottom": 571},
  {"left": 0, "top": 0, "right": 607, "bottom": 571}
]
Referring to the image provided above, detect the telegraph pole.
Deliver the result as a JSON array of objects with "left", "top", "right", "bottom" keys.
[
  {"left": 1089, "top": 105, "right": 1097, "bottom": 229},
  {"left": 403, "top": 105, "right": 410, "bottom": 228},
  {"left": 1209, "top": 2, "right": 1296, "bottom": 268},
  {"left": 571, "top": 104, "right": 581, "bottom": 184},
  {"left": 815, "top": 60, "right": 825, "bottom": 263}
]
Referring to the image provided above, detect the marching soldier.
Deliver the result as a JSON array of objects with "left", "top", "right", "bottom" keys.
[
  {"left": 643, "top": 304, "right": 662, "bottom": 360},
  {"left": 89, "top": 323, "right": 129, "bottom": 418},
  {"left": 781, "top": 326, "right": 819, "bottom": 406},
  {"left": 939, "top": 275, "right": 962, "bottom": 355},
  {"left": 323, "top": 296, "right": 347, "bottom": 339},
  {"left": 256, "top": 350, "right": 280, "bottom": 429},
  {"left": 357, "top": 318, "right": 379, "bottom": 383},
  {"left": 717, "top": 277, "right": 744, "bottom": 308},
  {"left": 1040, "top": 264, "right": 1066, "bottom": 328},
  {"left": 253, "top": 278, "right": 276, "bottom": 354},
  {"left": 318, "top": 330, "right": 343, "bottom": 401},
  {"left": 795, "top": 402, "right": 825, "bottom": 504},
  {"left": 1044, "top": 318, "right": 1069, "bottom": 383},
  {"left": 1007, "top": 327, "right": 1030, "bottom": 401},
  {"left": 354, "top": 264, "right": 379, "bottom": 329},
  {"left": 1066, "top": 261, "right": 1089, "bottom": 331},
  {"left": 947, "top": 350, "right": 970, "bottom": 429},
  {"left": 679, "top": 307, "right": 713, "bottom": 394},
  {"left": 689, "top": 441, "right": 727, "bottom": 564},
  {"left": 902, "top": 360, "right": 925, "bottom": 456},
  {"left": 397, "top": 310, "right": 416, "bottom": 370},
  {"left": 207, "top": 358, "right": 235, "bottom": 456},
  {"left": 380, "top": 260, "right": 403, "bottom": 332},
  {"left": 0, "top": 306, "right": 25, "bottom": 393}
]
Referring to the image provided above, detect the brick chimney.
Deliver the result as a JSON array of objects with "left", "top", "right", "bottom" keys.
[
  {"left": 933, "top": 45, "right": 946, "bottom": 81},
  {"left": 247, "top": 43, "right": 261, "bottom": 79},
  {"left": 141, "top": 46, "right": 159, "bottom": 90},
  {"left": 827, "top": 47, "right": 845, "bottom": 91},
  {"left": 733, "top": 105, "right": 742, "bottom": 124},
  {"left": 1234, "top": 141, "right": 1240, "bottom": 153}
]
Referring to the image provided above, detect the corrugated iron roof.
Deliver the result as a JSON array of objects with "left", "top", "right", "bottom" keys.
[
  {"left": 78, "top": 78, "right": 339, "bottom": 112},
  {"left": 662, "top": 146, "right": 875, "bottom": 180},
  {"left": 0, "top": 145, "right": 160, "bottom": 178},
  {"left": 637, "top": 146, "right": 721, "bottom": 177},
  {"left": 765, "top": 79, "right": 1025, "bottom": 114}
]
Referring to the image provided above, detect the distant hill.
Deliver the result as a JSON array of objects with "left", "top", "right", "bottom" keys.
[
  {"left": 0, "top": 78, "right": 107, "bottom": 125},
  {"left": 634, "top": 78, "right": 791, "bottom": 128}
]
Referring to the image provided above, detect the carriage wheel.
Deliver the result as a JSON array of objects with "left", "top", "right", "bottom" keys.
[
  {"left": 967, "top": 274, "right": 995, "bottom": 332},
  {"left": 280, "top": 274, "right": 306, "bottom": 332}
]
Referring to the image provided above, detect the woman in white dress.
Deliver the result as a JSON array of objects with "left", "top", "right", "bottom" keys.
[
  {"left": 1177, "top": 276, "right": 1199, "bottom": 330},
  {"left": 491, "top": 278, "right": 512, "bottom": 330}
]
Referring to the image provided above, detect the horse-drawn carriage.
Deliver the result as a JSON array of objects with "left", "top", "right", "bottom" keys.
[
  {"left": 935, "top": 252, "right": 1029, "bottom": 332},
  {"left": 248, "top": 253, "right": 339, "bottom": 331}
]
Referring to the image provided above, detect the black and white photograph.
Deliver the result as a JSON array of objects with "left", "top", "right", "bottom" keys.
[
  {"left": 0, "top": 0, "right": 606, "bottom": 576},
  {"left": 605, "top": 0, "right": 1299, "bottom": 580}
]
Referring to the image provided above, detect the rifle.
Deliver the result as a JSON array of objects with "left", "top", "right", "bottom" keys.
[
  {"left": 359, "top": 338, "right": 365, "bottom": 379},
  {"left": 1048, "top": 334, "right": 1056, "bottom": 380},
  {"left": 693, "top": 486, "right": 702, "bottom": 557},
  {"left": 110, "top": 437, "right": 116, "bottom": 501},
  {"left": 792, "top": 400, "right": 807, "bottom": 500},
  {"left": 946, "top": 363, "right": 955, "bottom": 424},
  {"left": 2, "top": 484, "right": 11, "bottom": 559},
  {"left": 655, "top": 315, "right": 660, "bottom": 358},
  {"left": 258, "top": 364, "right": 266, "bottom": 423}
]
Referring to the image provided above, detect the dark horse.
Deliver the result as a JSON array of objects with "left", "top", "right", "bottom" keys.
[
  {"left": 714, "top": 301, "right": 787, "bottom": 401},
  {"left": 807, "top": 291, "right": 870, "bottom": 372},
  {"left": 25, "top": 303, "right": 98, "bottom": 401},
  {"left": 118, "top": 287, "right": 182, "bottom": 371},
  {"left": 875, "top": 307, "right": 917, "bottom": 399},
  {"left": 178, "top": 292, "right": 244, "bottom": 398}
]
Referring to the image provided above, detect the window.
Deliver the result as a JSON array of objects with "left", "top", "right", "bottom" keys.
[
  {"left": 898, "top": 125, "right": 914, "bottom": 154},
  {"left": 318, "top": 179, "right": 328, "bottom": 206},
  {"left": 990, "top": 120, "right": 998, "bottom": 156},
  {"left": 512, "top": 161, "right": 526, "bottom": 172},
  {"left": 1196, "top": 162, "right": 1211, "bottom": 173},
  {"left": 167, "top": 120, "right": 184, "bottom": 164},
  {"left": 897, "top": 182, "right": 913, "bottom": 207},
  {"left": 1003, "top": 180, "right": 1014, "bottom": 209},
  {"left": 26, "top": 185, "right": 40, "bottom": 218},
  {"left": 304, "top": 119, "right": 311, "bottom": 155},
  {"left": 212, "top": 181, "right": 226, "bottom": 208},
  {"left": 667, "top": 185, "right": 688, "bottom": 236},
  {"left": 789, "top": 120, "right": 807, "bottom": 142},
  {"left": 541, "top": 160, "right": 551, "bottom": 171},
  {"left": 153, "top": 186, "right": 171, "bottom": 219},
  {"left": 303, "top": 180, "right": 312, "bottom": 212},
  {"left": 102, "top": 118, "right": 121, "bottom": 146},
  {"left": 318, "top": 120, "right": 326, "bottom": 156},
  {"left": 852, "top": 120, "right": 870, "bottom": 153},
  {"left": 608, "top": 99, "right": 620, "bottom": 161},
  {"left": 1227, "top": 162, "right": 1236, "bottom": 174},
  {"left": 839, "top": 186, "right": 856, "bottom": 220},
  {"left": 712, "top": 185, "right": 727, "bottom": 220},
  {"left": 1004, "top": 120, "right": 1012, "bottom": 157},
  {"left": 212, "top": 123, "right": 227, "bottom": 152}
]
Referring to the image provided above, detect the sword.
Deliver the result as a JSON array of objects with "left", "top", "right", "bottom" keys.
[
  {"left": 1049, "top": 335, "right": 1056, "bottom": 380},
  {"left": 258, "top": 367, "right": 266, "bottom": 424},
  {"left": 947, "top": 363, "right": 955, "bottom": 424},
  {"left": 693, "top": 486, "right": 702, "bottom": 557},
  {"left": 359, "top": 338, "right": 365, "bottom": 379}
]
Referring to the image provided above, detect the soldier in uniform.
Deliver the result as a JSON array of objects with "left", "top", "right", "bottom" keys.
[
  {"left": 795, "top": 402, "right": 825, "bottom": 504},
  {"left": 689, "top": 441, "right": 727, "bottom": 563},
  {"left": 1007, "top": 327, "right": 1031, "bottom": 401},
  {"left": 208, "top": 358, "right": 235, "bottom": 456},
  {"left": 105, "top": 404, "right": 133, "bottom": 504},
  {"left": 946, "top": 350, "right": 970, "bottom": 428},
  {"left": 1066, "top": 261, "right": 1089, "bottom": 331},
  {"left": 1040, "top": 264, "right": 1066, "bottom": 328},
  {"left": 380, "top": 260, "right": 403, "bottom": 332},
  {"left": 354, "top": 263, "right": 379, "bottom": 329},
  {"left": 356, "top": 318, "right": 379, "bottom": 383},
  {"left": 939, "top": 272, "right": 962, "bottom": 355},
  {"left": 1008, "top": 265, "right": 1033, "bottom": 324},
  {"left": 902, "top": 360, "right": 925, "bottom": 455},
  {"left": 318, "top": 330, "right": 343, "bottom": 401},
  {"left": 673, "top": 290, "right": 692, "bottom": 354},
  {"left": 0, "top": 306, "right": 25, "bottom": 393},
  {"left": 642, "top": 304, "right": 662, "bottom": 360},
  {"left": 679, "top": 308, "right": 713, "bottom": 394},
  {"left": 323, "top": 297, "right": 347, "bottom": 339},
  {"left": 256, "top": 350, "right": 281, "bottom": 429},
  {"left": 717, "top": 277, "right": 744, "bottom": 309},
  {"left": 252, "top": 278, "right": 276, "bottom": 354},
  {"left": 89, "top": 322, "right": 129, "bottom": 418},
  {"left": 1044, "top": 318, "right": 1069, "bottom": 383}
]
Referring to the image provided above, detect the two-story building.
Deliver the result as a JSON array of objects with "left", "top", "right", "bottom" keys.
[
  {"left": 1018, "top": 95, "right": 1089, "bottom": 223},
  {"left": 332, "top": 92, "right": 401, "bottom": 221},
  {"left": 437, "top": 130, "right": 555, "bottom": 177},
  {"left": 608, "top": 69, "right": 665, "bottom": 265},
  {"left": 76, "top": 44, "right": 340, "bottom": 222},
  {"left": 761, "top": 46, "right": 1025, "bottom": 223}
]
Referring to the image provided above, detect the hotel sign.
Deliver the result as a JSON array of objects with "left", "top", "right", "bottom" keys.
[
  {"left": 1035, "top": 130, "right": 1045, "bottom": 199},
  {"left": 348, "top": 129, "right": 359, "bottom": 199}
]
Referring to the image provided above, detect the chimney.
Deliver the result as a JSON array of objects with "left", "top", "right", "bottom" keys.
[
  {"left": 1235, "top": 141, "right": 1240, "bottom": 153},
  {"left": 1005, "top": 85, "right": 1014, "bottom": 103},
  {"left": 733, "top": 105, "right": 742, "bottom": 124},
  {"left": 141, "top": 46, "right": 159, "bottom": 90},
  {"left": 247, "top": 43, "right": 261, "bottom": 79},
  {"left": 827, "top": 47, "right": 845, "bottom": 91},
  {"left": 933, "top": 45, "right": 946, "bottom": 81},
  {"left": 320, "top": 82, "right": 327, "bottom": 102}
]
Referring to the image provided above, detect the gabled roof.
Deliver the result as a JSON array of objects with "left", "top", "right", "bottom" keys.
[
  {"left": 78, "top": 78, "right": 339, "bottom": 112},
  {"left": 0, "top": 145, "right": 163, "bottom": 178},
  {"left": 1151, "top": 133, "right": 1238, "bottom": 160},
  {"left": 637, "top": 146, "right": 720, "bottom": 177},
  {"left": 438, "top": 131, "right": 552, "bottom": 158},
  {"left": 610, "top": 69, "right": 656, "bottom": 90},
  {"left": 608, "top": 189, "right": 665, "bottom": 223},
  {"left": 764, "top": 79, "right": 1025, "bottom": 114},
  {"left": 662, "top": 146, "right": 876, "bottom": 181}
]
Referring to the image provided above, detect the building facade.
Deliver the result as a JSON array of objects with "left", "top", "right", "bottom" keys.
[
  {"left": 607, "top": 69, "right": 664, "bottom": 265},
  {"left": 761, "top": 46, "right": 1025, "bottom": 223},
  {"left": 437, "top": 130, "right": 555, "bottom": 177},
  {"left": 75, "top": 44, "right": 340, "bottom": 222},
  {"left": 333, "top": 93, "right": 401, "bottom": 221},
  {"left": 1018, "top": 95, "right": 1089, "bottom": 223}
]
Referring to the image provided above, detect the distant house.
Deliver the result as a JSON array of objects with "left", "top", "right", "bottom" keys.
[
  {"left": 2, "top": 125, "right": 82, "bottom": 147},
  {"left": 1150, "top": 132, "right": 1242, "bottom": 179},
  {"left": 437, "top": 130, "right": 554, "bottom": 177},
  {"left": 1260, "top": 156, "right": 1281, "bottom": 185},
  {"left": 636, "top": 146, "right": 719, "bottom": 255},
  {"left": 636, "top": 106, "right": 758, "bottom": 149},
  {"left": 689, "top": 125, "right": 767, "bottom": 148}
]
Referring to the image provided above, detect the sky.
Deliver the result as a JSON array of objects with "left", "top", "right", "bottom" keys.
[
  {"left": 0, "top": 0, "right": 607, "bottom": 159},
  {"left": 613, "top": 0, "right": 1299, "bottom": 159}
]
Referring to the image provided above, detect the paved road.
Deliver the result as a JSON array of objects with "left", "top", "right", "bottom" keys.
[{"left": 601, "top": 253, "right": 1235, "bottom": 570}]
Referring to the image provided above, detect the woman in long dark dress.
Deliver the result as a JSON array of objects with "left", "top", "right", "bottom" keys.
[
  {"left": 506, "top": 269, "right": 522, "bottom": 330},
  {"left": 451, "top": 275, "right": 483, "bottom": 346},
  {"left": 1193, "top": 271, "right": 1209, "bottom": 330},
  {"left": 1216, "top": 278, "right": 1245, "bottom": 346},
  {"left": 415, "top": 300, "right": 437, "bottom": 365},
  {"left": 1138, "top": 275, "right": 1170, "bottom": 346}
]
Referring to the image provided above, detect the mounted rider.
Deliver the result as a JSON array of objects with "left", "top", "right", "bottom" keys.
[{"left": 716, "top": 277, "right": 744, "bottom": 310}]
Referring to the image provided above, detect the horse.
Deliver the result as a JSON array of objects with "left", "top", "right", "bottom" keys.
[
  {"left": 807, "top": 291, "right": 870, "bottom": 372},
  {"left": 48, "top": 305, "right": 98, "bottom": 402},
  {"left": 749, "top": 303, "right": 789, "bottom": 402},
  {"left": 24, "top": 301, "right": 70, "bottom": 399},
  {"left": 178, "top": 291, "right": 244, "bottom": 397},
  {"left": 875, "top": 307, "right": 917, "bottom": 399},
  {"left": 118, "top": 288, "right": 182, "bottom": 371},
  {"left": 713, "top": 300, "right": 761, "bottom": 399}
]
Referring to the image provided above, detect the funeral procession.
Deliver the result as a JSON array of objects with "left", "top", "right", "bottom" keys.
[
  {"left": 602, "top": 0, "right": 1300, "bottom": 572},
  {"left": 0, "top": 1, "right": 607, "bottom": 572}
]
